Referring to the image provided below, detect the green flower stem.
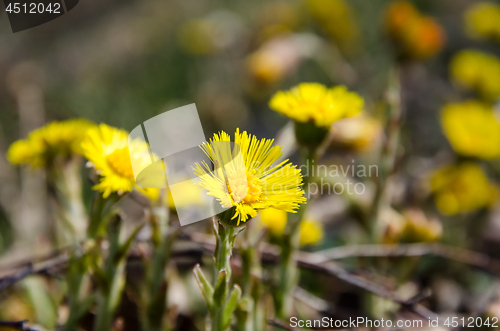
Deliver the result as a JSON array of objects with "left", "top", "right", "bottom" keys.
[
  {"left": 275, "top": 146, "right": 316, "bottom": 319},
  {"left": 64, "top": 191, "right": 122, "bottom": 330},
  {"left": 211, "top": 220, "right": 236, "bottom": 331},
  {"left": 87, "top": 192, "right": 120, "bottom": 239},
  {"left": 93, "top": 215, "right": 144, "bottom": 331},
  {"left": 141, "top": 205, "right": 177, "bottom": 331},
  {"left": 366, "top": 68, "right": 401, "bottom": 241},
  {"left": 64, "top": 250, "right": 93, "bottom": 331},
  {"left": 49, "top": 158, "right": 88, "bottom": 247},
  {"left": 214, "top": 220, "right": 236, "bottom": 292},
  {"left": 193, "top": 218, "right": 242, "bottom": 331},
  {"left": 235, "top": 226, "right": 265, "bottom": 331}
]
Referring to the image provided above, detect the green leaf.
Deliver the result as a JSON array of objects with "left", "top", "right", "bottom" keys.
[
  {"left": 115, "top": 222, "right": 145, "bottom": 263},
  {"left": 223, "top": 284, "right": 241, "bottom": 328},
  {"left": 22, "top": 277, "right": 58, "bottom": 329},
  {"left": 213, "top": 270, "right": 227, "bottom": 307},
  {"left": 193, "top": 264, "right": 214, "bottom": 309}
]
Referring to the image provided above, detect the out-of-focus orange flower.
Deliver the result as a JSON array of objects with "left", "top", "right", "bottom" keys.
[
  {"left": 404, "top": 17, "right": 446, "bottom": 59},
  {"left": 385, "top": 1, "right": 419, "bottom": 38},
  {"left": 385, "top": 1, "right": 446, "bottom": 60}
]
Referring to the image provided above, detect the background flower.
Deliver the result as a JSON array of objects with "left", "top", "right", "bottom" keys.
[
  {"left": 269, "top": 83, "right": 363, "bottom": 128},
  {"left": 441, "top": 101, "right": 500, "bottom": 160},
  {"left": 450, "top": 50, "right": 500, "bottom": 100},
  {"left": 82, "top": 124, "right": 152, "bottom": 198},
  {"left": 259, "top": 208, "right": 324, "bottom": 246},
  {"left": 430, "top": 163, "right": 497, "bottom": 215},
  {"left": 7, "top": 119, "right": 94, "bottom": 167},
  {"left": 465, "top": 2, "right": 500, "bottom": 42}
]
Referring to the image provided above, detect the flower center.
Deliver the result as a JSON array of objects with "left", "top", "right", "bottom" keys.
[
  {"left": 226, "top": 169, "right": 262, "bottom": 204},
  {"left": 107, "top": 148, "right": 134, "bottom": 179}
]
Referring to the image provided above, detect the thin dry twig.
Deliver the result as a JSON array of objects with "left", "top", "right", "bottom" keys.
[
  {"left": 0, "top": 319, "right": 39, "bottom": 331},
  {"left": 0, "top": 255, "right": 68, "bottom": 291},
  {"left": 2, "top": 232, "right": 497, "bottom": 324},
  {"left": 185, "top": 232, "right": 438, "bottom": 320},
  {"left": 309, "top": 243, "right": 500, "bottom": 275}
]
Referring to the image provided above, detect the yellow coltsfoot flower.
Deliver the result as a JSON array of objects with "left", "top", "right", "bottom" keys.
[
  {"left": 450, "top": 50, "right": 500, "bottom": 101},
  {"left": 7, "top": 119, "right": 94, "bottom": 168},
  {"left": 430, "top": 162, "right": 497, "bottom": 215},
  {"left": 269, "top": 83, "right": 363, "bottom": 128},
  {"left": 441, "top": 101, "right": 500, "bottom": 160},
  {"left": 194, "top": 129, "right": 306, "bottom": 226},
  {"left": 269, "top": 83, "right": 363, "bottom": 148},
  {"left": 82, "top": 124, "right": 153, "bottom": 198}
]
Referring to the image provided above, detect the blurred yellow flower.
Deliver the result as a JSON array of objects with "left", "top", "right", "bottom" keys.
[
  {"left": 430, "top": 163, "right": 497, "bottom": 215},
  {"left": 82, "top": 124, "right": 151, "bottom": 198},
  {"left": 330, "top": 115, "right": 382, "bottom": 152},
  {"left": 247, "top": 36, "right": 303, "bottom": 86},
  {"left": 247, "top": 50, "right": 287, "bottom": 85},
  {"left": 7, "top": 119, "right": 94, "bottom": 168},
  {"left": 259, "top": 208, "right": 323, "bottom": 246},
  {"left": 164, "top": 180, "right": 203, "bottom": 210},
  {"left": 194, "top": 129, "right": 306, "bottom": 226},
  {"left": 178, "top": 19, "right": 218, "bottom": 55},
  {"left": 307, "top": 0, "right": 360, "bottom": 53},
  {"left": 450, "top": 50, "right": 500, "bottom": 100},
  {"left": 269, "top": 83, "right": 363, "bottom": 128},
  {"left": 441, "top": 101, "right": 500, "bottom": 159},
  {"left": 465, "top": 2, "right": 500, "bottom": 42},
  {"left": 257, "top": 1, "right": 300, "bottom": 41},
  {"left": 385, "top": 1, "right": 445, "bottom": 59},
  {"left": 299, "top": 219, "right": 324, "bottom": 246},
  {"left": 382, "top": 208, "right": 442, "bottom": 243},
  {"left": 137, "top": 187, "right": 161, "bottom": 202},
  {"left": 401, "top": 209, "right": 442, "bottom": 243},
  {"left": 259, "top": 207, "right": 288, "bottom": 236}
]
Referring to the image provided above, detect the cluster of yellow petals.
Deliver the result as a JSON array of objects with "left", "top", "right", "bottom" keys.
[
  {"left": 441, "top": 101, "right": 500, "bottom": 160},
  {"left": 430, "top": 163, "right": 497, "bottom": 215},
  {"left": 259, "top": 208, "right": 323, "bottom": 246},
  {"left": 465, "top": 2, "right": 500, "bottom": 42},
  {"left": 81, "top": 124, "right": 154, "bottom": 198},
  {"left": 7, "top": 119, "right": 94, "bottom": 168},
  {"left": 194, "top": 129, "right": 306, "bottom": 225},
  {"left": 269, "top": 83, "right": 363, "bottom": 128},
  {"left": 450, "top": 50, "right": 500, "bottom": 101}
]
